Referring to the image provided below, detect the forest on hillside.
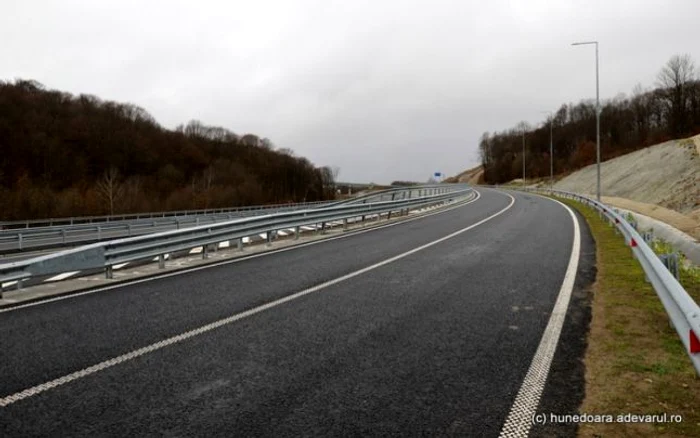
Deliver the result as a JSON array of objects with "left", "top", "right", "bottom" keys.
[
  {"left": 0, "top": 80, "right": 339, "bottom": 220},
  {"left": 479, "top": 54, "right": 700, "bottom": 184}
]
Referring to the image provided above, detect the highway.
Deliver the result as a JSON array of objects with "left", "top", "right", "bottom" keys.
[{"left": 0, "top": 188, "right": 594, "bottom": 437}]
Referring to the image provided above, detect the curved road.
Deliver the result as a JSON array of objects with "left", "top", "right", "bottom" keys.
[{"left": 0, "top": 188, "right": 594, "bottom": 437}]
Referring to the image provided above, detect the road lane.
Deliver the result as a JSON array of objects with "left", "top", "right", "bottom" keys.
[
  {"left": 0, "top": 189, "right": 583, "bottom": 436},
  {"left": 0, "top": 189, "right": 506, "bottom": 396}
]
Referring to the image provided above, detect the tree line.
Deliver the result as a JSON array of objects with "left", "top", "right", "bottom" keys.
[
  {"left": 0, "top": 79, "right": 339, "bottom": 220},
  {"left": 479, "top": 54, "right": 700, "bottom": 184}
]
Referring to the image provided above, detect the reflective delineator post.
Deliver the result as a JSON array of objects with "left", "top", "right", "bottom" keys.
[{"left": 690, "top": 330, "right": 700, "bottom": 353}]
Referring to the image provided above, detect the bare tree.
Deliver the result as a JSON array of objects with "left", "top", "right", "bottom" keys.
[
  {"left": 203, "top": 166, "right": 215, "bottom": 208},
  {"left": 96, "top": 167, "right": 124, "bottom": 215},
  {"left": 657, "top": 54, "right": 696, "bottom": 135},
  {"left": 331, "top": 166, "right": 340, "bottom": 183}
]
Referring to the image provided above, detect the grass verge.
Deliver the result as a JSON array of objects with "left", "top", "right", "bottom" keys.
[{"left": 559, "top": 198, "right": 700, "bottom": 437}]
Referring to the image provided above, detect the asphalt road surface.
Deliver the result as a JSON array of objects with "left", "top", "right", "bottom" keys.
[{"left": 0, "top": 188, "right": 594, "bottom": 437}]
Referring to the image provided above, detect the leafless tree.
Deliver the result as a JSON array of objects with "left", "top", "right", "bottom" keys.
[
  {"left": 96, "top": 167, "right": 124, "bottom": 215},
  {"left": 657, "top": 54, "right": 696, "bottom": 135},
  {"left": 203, "top": 166, "right": 215, "bottom": 208}
]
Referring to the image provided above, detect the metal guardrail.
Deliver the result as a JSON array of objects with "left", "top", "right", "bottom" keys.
[
  {"left": 0, "top": 186, "right": 473, "bottom": 294},
  {"left": 522, "top": 187, "right": 700, "bottom": 374},
  {"left": 0, "top": 185, "right": 459, "bottom": 254},
  {"left": 0, "top": 200, "right": 337, "bottom": 229},
  {"left": 0, "top": 184, "right": 459, "bottom": 255},
  {"left": 0, "top": 184, "right": 453, "bottom": 230}
]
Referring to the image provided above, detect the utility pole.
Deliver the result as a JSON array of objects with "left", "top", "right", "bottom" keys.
[
  {"left": 522, "top": 130, "right": 526, "bottom": 186},
  {"left": 572, "top": 40, "right": 601, "bottom": 201}
]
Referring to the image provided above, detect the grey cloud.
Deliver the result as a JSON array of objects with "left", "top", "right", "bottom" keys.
[{"left": 2, "top": 0, "right": 699, "bottom": 182}]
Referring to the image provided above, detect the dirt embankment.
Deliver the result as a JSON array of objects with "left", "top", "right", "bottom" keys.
[
  {"left": 554, "top": 134, "right": 700, "bottom": 239},
  {"left": 454, "top": 165, "right": 483, "bottom": 185}
]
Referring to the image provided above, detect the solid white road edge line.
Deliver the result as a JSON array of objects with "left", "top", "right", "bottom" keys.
[
  {"left": 0, "top": 190, "right": 483, "bottom": 314},
  {"left": 0, "top": 192, "right": 514, "bottom": 407},
  {"left": 498, "top": 196, "right": 582, "bottom": 438}
]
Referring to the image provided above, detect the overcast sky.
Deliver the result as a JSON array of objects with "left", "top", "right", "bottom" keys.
[{"left": 2, "top": 0, "right": 699, "bottom": 183}]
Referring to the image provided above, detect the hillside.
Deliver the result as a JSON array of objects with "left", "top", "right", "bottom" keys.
[
  {"left": 444, "top": 165, "right": 483, "bottom": 185},
  {"left": 553, "top": 135, "right": 700, "bottom": 214},
  {"left": 0, "top": 80, "right": 337, "bottom": 220},
  {"left": 477, "top": 55, "right": 700, "bottom": 185}
]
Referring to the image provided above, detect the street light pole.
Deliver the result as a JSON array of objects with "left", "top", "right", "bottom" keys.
[
  {"left": 522, "top": 129, "right": 526, "bottom": 186},
  {"left": 572, "top": 40, "right": 601, "bottom": 201},
  {"left": 550, "top": 119, "right": 553, "bottom": 188},
  {"left": 541, "top": 110, "right": 554, "bottom": 189}
]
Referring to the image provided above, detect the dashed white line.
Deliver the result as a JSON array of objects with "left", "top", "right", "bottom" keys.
[{"left": 0, "top": 190, "right": 510, "bottom": 406}]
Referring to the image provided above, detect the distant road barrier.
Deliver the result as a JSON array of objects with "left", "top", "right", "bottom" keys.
[
  {"left": 0, "top": 184, "right": 455, "bottom": 255},
  {"left": 0, "top": 185, "right": 473, "bottom": 295}
]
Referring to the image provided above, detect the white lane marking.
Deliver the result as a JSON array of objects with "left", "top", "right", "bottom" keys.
[
  {"left": 45, "top": 271, "right": 80, "bottom": 282},
  {"left": 498, "top": 196, "right": 581, "bottom": 438},
  {"left": 0, "top": 190, "right": 483, "bottom": 314},
  {"left": 0, "top": 191, "right": 511, "bottom": 407}
]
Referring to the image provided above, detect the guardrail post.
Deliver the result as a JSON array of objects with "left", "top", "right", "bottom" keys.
[
  {"left": 267, "top": 231, "right": 273, "bottom": 246},
  {"left": 105, "top": 265, "right": 113, "bottom": 279},
  {"left": 343, "top": 218, "right": 348, "bottom": 230},
  {"left": 238, "top": 238, "right": 244, "bottom": 251},
  {"left": 18, "top": 233, "right": 23, "bottom": 250},
  {"left": 61, "top": 229, "right": 67, "bottom": 244},
  {"left": 659, "top": 253, "right": 680, "bottom": 280},
  {"left": 320, "top": 223, "right": 327, "bottom": 235},
  {"left": 97, "top": 226, "right": 102, "bottom": 241},
  {"left": 16, "top": 279, "right": 23, "bottom": 291},
  {"left": 294, "top": 226, "right": 300, "bottom": 240},
  {"left": 127, "top": 224, "right": 133, "bottom": 236},
  {"left": 203, "top": 245, "right": 209, "bottom": 259},
  {"left": 387, "top": 211, "right": 392, "bottom": 220},
  {"left": 158, "top": 254, "right": 165, "bottom": 269}
]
